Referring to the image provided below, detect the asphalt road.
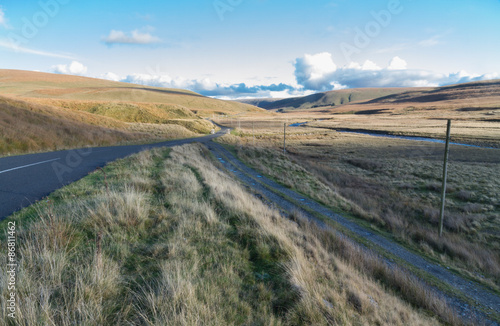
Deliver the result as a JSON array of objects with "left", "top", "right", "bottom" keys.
[{"left": 0, "top": 128, "right": 228, "bottom": 220}]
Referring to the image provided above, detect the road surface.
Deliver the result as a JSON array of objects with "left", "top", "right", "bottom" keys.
[{"left": 0, "top": 129, "right": 228, "bottom": 220}]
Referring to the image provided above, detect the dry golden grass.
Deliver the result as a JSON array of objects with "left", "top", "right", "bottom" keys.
[
  {"left": 0, "top": 69, "right": 262, "bottom": 155},
  {"left": 28, "top": 98, "right": 198, "bottom": 120},
  {"left": 216, "top": 123, "right": 500, "bottom": 293},
  {"left": 0, "top": 95, "right": 148, "bottom": 155},
  {"left": 0, "top": 69, "right": 264, "bottom": 117},
  {"left": 253, "top": 80, "right": 500, "bottom": 122},
  {"left": 223, "top": 111, "right": 500, "bottom": 148},
  {"left": 0, "top": 95, "right": 204, "bottom": 156},
  {"left": 0, "top": 144, "right": 452, "bottom": 325}
]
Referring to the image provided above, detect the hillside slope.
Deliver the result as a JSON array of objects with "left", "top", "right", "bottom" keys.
[
  {"left": 238, "top": 88, "right": 419, "bottom": 111},
  {"left": 0, "top": 69, "right": 264, "bottom": 116},
  {"left": 365, "top": 79, "right": 500, "bottom": 105},
  {"left": 0, "top": 96, "right": 154, "bottom": 155},
  {"left": 0, "top": 70, "right": 267, "bottom": 155},
  {"left": 239, "top": 80, "right": 500, "bottom": 115}
]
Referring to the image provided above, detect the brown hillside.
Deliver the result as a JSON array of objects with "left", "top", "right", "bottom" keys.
[{"left": 0, "top": 70, "right": 265, "bottom": 116}]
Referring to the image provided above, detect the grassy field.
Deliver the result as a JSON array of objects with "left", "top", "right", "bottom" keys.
[
  {"left": 0, "top": 144, "right": 460, "bottom": 325},
  {"left": 215, "top": 118, "right": 500, "bottom": 294},
  {"left": 0, "top": 96, "right": 201, "bottom": 156},
  {"left": 0, "top": 70, "right": 264, "bottom": 117},
  {"left": 0, "top": 69, "right": 266, "bottom": 155}
]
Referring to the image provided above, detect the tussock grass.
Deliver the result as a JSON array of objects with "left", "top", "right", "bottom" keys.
[
  {"left": 28, "top": 98, "right": 219, "bottom": 133},
  {"left": 217, "top": 130, "right": 500, "bottom": 292},
  {"left": 0, "top": 96, "right": 146, "bottom": 156},
  {"left": 0, "top": 69, "right": 264, "bottom": 117},
  {"left": 0, "top": 144, "right": 448, "bottom": 325},
  {"left": 29, "top": 98, "right": 198, "bottom": 121},
  {"left": 0, "top": 96, "right": 202, "bottom": 156}
]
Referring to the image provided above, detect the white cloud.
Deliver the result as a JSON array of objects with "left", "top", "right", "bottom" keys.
[
  {"left": 294, "top": 52, "right": 337, "bottom": 91},
  {"left": 100, "top": 72, "right": 302, "bottom": 99},
  {"left": 96, "top": 53, "right": 498, "bottom": 100},
  {"left": 0, "top": 40, "right": 75, "bottom": 59},
  {"left": 361, "top": 60, "right": 381, "bottom": 71},
  {"left": 100, "top": 72, "right": 121, "bottom": 82},
  {"left": 294, "top": 52, "right": 498, "bottom": 91},
  {"left": 52, "top": 61, "right": 88, "bottom": 76},
  {"left": 388, "top": 56, "right": 407, "bottom": 70},
  {"left": 268, "top": 89, "right": 317, "bottom": 99},
  {"left": 103, "top": 29, "right": 161, "bottom": 45}
]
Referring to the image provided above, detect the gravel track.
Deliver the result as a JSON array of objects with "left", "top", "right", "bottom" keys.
[{"left": 205, "top": 140, "right": 500, "bottom": 325}]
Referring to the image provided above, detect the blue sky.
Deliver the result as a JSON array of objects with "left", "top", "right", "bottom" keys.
[{"left": 0, "top": 0, "right": 499, "bottom": 98}]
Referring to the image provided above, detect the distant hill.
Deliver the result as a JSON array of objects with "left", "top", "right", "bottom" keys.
[
  {"left": 237, "top": 88, "right": 419, "bottom": 111},
  {"left": 364, "top": 79, "right": 500, "bottom": 105},
  {"left": 237, "top": 80, "right": 500, "bottom": 114},
  {"left": 0, "top": 70, "right": 264, "bottom": 117}
]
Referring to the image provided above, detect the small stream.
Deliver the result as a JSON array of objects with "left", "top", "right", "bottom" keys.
[
  {"left": 289, "top": 122, "right": 309, "bottom": 127},
  {"left": 338, "top": 130, "right": 497, "bottom": 149},
  {"left": 288, "top": 122, "right": 497, "bottom": 149}
]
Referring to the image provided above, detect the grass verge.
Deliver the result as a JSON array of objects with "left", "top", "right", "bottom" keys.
[{"left": 0, "top": 144, "right": 451, "bottom": 325}]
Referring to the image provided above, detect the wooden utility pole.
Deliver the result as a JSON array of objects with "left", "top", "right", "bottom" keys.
[
  {"left": 252, "top": 121, "right": 255, "bottom": 146},
  {"left": 283, "top": 122, "right": 287, "bottom": 154},
  {"left": 439, "top": 120, "right": 452, "bottom": 237}
]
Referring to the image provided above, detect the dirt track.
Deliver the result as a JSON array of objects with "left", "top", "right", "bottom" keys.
[{"left": 205, "top": 140, "right": 500, "bottom": 325}]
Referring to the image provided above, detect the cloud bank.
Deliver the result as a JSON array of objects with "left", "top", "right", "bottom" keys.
[
  {"left": 52, "top": 52, "right": 498, "bottom": 99},
  {"left": 293, "top": 52, "right": 498, "bottom": 91},
  {"left": 110, "top": 73, "right": 300, "bottom": 99}
]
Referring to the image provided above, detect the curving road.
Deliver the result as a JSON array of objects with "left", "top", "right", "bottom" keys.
[
  {"left": 0, "top": 129, "right": 229, "bottom": 220},
  {"left": 2, "top": 125, "right": 499, "bottom": 324}
]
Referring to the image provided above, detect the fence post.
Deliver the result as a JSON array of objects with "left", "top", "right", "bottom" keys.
[
  {"left": 439, "top": 119, "right": 452, "bottom": 237},
  {"left": 283, "top": 122, "right": 286, "bottom": 154},
  {"left": 252, "top": 121, "right": 255, "bottom": 146}
]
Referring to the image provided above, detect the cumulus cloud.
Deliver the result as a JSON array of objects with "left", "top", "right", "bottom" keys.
[
  {"left": 99, "top": 72, "right": 301, "bottom": 99},
  {"left": 96, "top": 53, "right": 498, "bottom": 100},
  {"left": 388, "top": 56, "right": 407, "bottom": 70},
  {"left": 52, "top": 61, "right": 88, "bottom": 76},
  {"left": 294, "top": 52, "right": 337, "bottom": 91},
  {"left": 99, "top": 72, "right": 121, "bottom": 82},
  {"left": 294, "top": 52, "right": 498, "bottom": 90},
  {"left": 103, "top": 29, "right": 161, "bottom": 45}
]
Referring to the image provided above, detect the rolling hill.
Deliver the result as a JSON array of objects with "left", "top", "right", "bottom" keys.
[
  {"left": 364, "top": 79, "right": 500, "bottom": 105},
  {"left": 238, "top": 88, "right": 421, "bottom": 111},
  {"left": 0, "top": 95, "right": 154, "bottom": 155},
  {"left": 239, "top": 80, "right": 500, "bottom": 115},
  {"left": 0, "top": 69, "right": 263, "bottom": 117},
  {"left": 0, "top": 69, "right": 266, "bottom": 155}
]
